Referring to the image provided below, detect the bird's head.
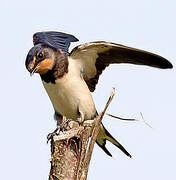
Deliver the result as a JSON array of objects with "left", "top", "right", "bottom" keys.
[
  {"left": 25, "top": 44, "right": 56, "bottom": 76},
  {"left": 25, "top": 31, "right": 79, "bottom": 76}
]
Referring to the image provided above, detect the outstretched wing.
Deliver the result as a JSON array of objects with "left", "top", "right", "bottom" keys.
[
  {"left": 70, "top": 41, "right": 173, "bottom": 92},
  {"left": 33, "top": 31, "right": 79, "bottom": 52}
]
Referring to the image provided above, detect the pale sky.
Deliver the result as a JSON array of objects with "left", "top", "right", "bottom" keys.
[{"left": 1, "top": 0, "right": 176, "bottom": 179}]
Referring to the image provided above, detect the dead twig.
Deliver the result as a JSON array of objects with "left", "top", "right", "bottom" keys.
[{"left": 106, "top": 112, "right": 152, "bottom": 128}]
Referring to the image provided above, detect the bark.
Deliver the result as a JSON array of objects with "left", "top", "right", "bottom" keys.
[{"left": 49, "top": 89, "right": 115, "bottom": 180}]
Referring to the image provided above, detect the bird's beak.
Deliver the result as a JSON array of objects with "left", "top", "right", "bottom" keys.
[
  {"left": 29, "top": 64, "right": 39, "bottom": 76},
  {"left": 26, "top": 55, "right": 39, "bottom": 76}
]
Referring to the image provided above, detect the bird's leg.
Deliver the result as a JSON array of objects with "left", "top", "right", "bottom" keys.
[
  {"left": 47, "top": 110, "right": 85, "bottom": 142},
  {"left": 47, "top": 117, "right": 79, "bottom": 142},
  {"left": 47, "top": 112, "right": 65, "bottom": 142}
]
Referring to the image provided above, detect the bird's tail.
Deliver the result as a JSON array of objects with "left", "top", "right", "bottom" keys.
[{"left": 96, "top": 123, "right": 132, "bottom": 158}]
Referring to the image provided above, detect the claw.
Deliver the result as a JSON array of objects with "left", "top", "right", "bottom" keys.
[
  {"left": 47, "top": 118, "right": 74, "bottom": 143},
  {"left": 47, "top": 127, "right": 61, "bottom": 143},
  {"left": 47, "top": 118, "right": 83, "bottom": 143}
]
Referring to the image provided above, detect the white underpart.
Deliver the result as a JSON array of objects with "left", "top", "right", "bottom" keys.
[{"left": 42, "top": 57, "right": 96, "bottom": 119}]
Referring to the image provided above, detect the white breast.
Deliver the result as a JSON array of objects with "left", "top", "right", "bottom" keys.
[{"left": 42, "top": 57, "right": 96, "bottom": 120}]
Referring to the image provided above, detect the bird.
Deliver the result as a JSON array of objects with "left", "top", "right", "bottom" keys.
[{"left": 25, "top": 31, "right": 173, "bottom": 158}]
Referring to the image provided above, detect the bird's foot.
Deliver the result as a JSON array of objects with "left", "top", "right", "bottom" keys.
[
  {"left": 47, "top": 118, "right": 77, "bottom": 143},
  {"left": 47, "top": 127, "right": 61, "bottom": 143}
]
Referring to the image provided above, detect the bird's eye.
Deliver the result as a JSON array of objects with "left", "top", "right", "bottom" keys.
[{"left": 37, "top": 52, "right": 45, "bottom": 60}]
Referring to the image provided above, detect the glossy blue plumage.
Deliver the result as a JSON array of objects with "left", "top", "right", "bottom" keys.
[{"left": 33, "top": 31, "right": 79, "bottom": 52}]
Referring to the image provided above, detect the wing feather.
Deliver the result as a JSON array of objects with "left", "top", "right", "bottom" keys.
[{"left": 70, "top": 41, "right": 172, "bottom": 91}]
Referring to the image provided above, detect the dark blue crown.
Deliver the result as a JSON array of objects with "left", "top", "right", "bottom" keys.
[{"left": 33, "top": 31, "right": 79, "bottom": 52}]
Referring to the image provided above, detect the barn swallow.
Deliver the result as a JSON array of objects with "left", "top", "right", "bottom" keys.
[{"left": 25, "top": 31, "right": 172, "bottom": 157}]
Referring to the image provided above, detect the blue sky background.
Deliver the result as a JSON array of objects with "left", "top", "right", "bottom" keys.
[{"left": 1, "top": 0, "right": 176, "bottom": 179}]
